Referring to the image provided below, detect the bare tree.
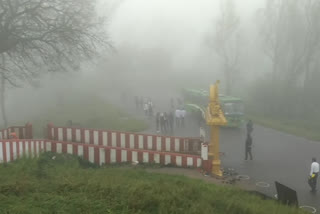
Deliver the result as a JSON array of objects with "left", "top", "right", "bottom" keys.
[
  {"left": 0, "top": 0, "right": 111, "bottom": 126},
  {"left": 212, "top": 0, "right": 240, "bottom": 95}
]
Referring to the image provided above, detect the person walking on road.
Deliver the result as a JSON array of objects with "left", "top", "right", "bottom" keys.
[
  {"left": 168, "top": 112, "right": 174, "bottom": 134},
  {"left": 308, "top": 158, "right": 319, "bottom": 192},
  {"left": 247, "top": 120, "right": 253, "bottom": 134},
  {"left": 160, "top": 113, "right": 167, "bottom": 134},
  {"left": 245, "top": 133, "right": 253, "bottom": 160},
  {"left": 175, "top": 108, "right": 181, "bottom": 128}
]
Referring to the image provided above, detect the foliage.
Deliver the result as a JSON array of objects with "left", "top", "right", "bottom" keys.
[{"left": 0, "top": 153, "right": 306, "bottom": 214}]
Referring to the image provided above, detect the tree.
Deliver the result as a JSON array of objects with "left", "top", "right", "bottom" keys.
[
  {"left": 212, "top": 0, "right": 240, "bottom": 95},
  {"left": 0, "top": 0, "right": 110, "bottom": 127}
]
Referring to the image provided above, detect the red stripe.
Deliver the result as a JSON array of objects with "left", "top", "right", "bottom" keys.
[
  {"left": 73, "top": 144, "right": 78, "bottom": 155},
  {"left": 116, "top": 132, "right": 121, "bottom": 148},
  {"left": 2, "top": 142, "right": 6, "bottom": 163},
  {"left": 171, "top": 154, "right": 176, "bottom": 166},
  {"left": 138, "top": 151, "right": 143, "bottom": 163},
  {"left": 161, "top": 137, "right": 165, "bottom": 151},
  {"left": 28, "top": 141, "right": 32, "bottom": 157},
  {"left": 105, "top": 148, "right": 110, "bottom": 164},
  {"left": 62, "top": 142, "right": 67, "bottom": 154},
  {"left": 98, "top": 131, "right": 103, "bottom": 146},
  {"left": 143, "top": 135, "right": 147, "bottom": 150},
  {"left": 10, "top": 141, "right": 14, "bottom": 161},
  {"left": 116, "top": 149, "right": 121, "bottom": 163},
  {"left": 107, "top": 132, "right": 111, "bottom": 147},
  {"left": 193, "top": 157, "right": 197, "bottom": 168},
  {"left": 83, "top": 145, "right": 89, "bottom": 161},
  {"left": 89, "top": 130, "right": 94, "bottom": 145},
  {"left": 134, "top": 134, "right": 138, "bottom": 149},
  {"left": 152, "top": 136, "right": 156, "bottom": 150},
  {"left": 170, "top": 137, "right": 175, "bottom": 151},
  {"left": 149, "top": 152, "right": 154, "bottom": 163},
  {"left": 127, "top": 150, "right": 132, "bottom": 162},
  {"left": 53, "top": 128, "right": 58, "bottom": 140},
  {"left": 72, "top": 128, "right": 76, "bottom": 142},
  {"left": 125, "top": 134, "right": 130, "bottom": 148},
  {"left": 17, "top": 141, "right": 20, "bottom": 159},
  {"left": 52, "top": 141, "right": 57, "bottom": 153},
  {"left": 81, "top": 129, "right": 85, "bottom": 144},
  {"left": 94, "top": 147, "right": 99, "bottom": 164},
  {"left": 63, "top": 128, "right": 67, "bottom": 141},
  {"left": 182, "top": 156, "right": 187, "bottom": 167},
  {"left": 160, "top": 154, "right": 165, "bottom": 165}
]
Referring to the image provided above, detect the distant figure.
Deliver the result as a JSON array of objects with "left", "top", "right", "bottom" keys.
[
  {"left": 156, "top": 112, "right": 160, "bottom": 133},
  {"left": 168, "top": 112, "right": 174, "bottom": 134},
  {"left": 144, "top": 103, "right": 149, "bottom": 116},
  {"left": 247, "top": 120, "right": 253, "bottom": 134},
  {"left": 181, "top": 108, "right": 186, "bottom": 127},
  {"left": 245, "top": 133, "right": 253, "bottom": 160},
  {"left": 308, "top": 158, "right": 319, "bottom": 192},
  {"left": 175, "top": 108, "right": 181, "bottom": 128},
  {"left": 148, "top": 100, "right": 153, "bottom": 117},
  {"left": 164, "top": 112, "right": 168, "bottom": 133},
  {"left": 160, "top": 113, "right": 166, "bottom": 134}
]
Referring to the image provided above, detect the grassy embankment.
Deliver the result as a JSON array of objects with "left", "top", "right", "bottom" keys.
[
  {"left": 27, "top": 95, "right": 147, "bottom": 138},
  {"left": 0, "top": 153, "right": 306, "bottom": 214},
  {"left": 248, "top": 114, "right": 320, "bottom": 141}
]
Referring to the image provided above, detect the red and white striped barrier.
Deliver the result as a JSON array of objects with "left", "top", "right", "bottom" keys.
[
  {"left": 0, "top": 140, "right": 44, "bottom": 163},
  {"left": 0, "top": 139, "right": 210, "bottom": 171},
  {"left": 47, "top": 124, "right": 202, "bottom": 154},
  {"left": 0, "top": 123, "right": 33, "bottom": 140}
]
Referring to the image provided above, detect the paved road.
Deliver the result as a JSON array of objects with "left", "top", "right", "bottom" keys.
[{"left": 107, "top": 92, "right": 319, "bottom": 213}]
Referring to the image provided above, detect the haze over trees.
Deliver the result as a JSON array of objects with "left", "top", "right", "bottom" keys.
[{"left": 0, "top": 0, "right": 110, "bottom": 126}]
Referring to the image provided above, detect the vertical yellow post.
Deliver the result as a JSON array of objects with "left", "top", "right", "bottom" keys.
[{"left": 206, "top": 81, "right": 227, "bottom": 177}]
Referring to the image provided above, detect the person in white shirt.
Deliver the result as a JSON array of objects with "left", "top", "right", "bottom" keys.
[{"left": 308, "top": 157, "right": 319, "bottom": 192}]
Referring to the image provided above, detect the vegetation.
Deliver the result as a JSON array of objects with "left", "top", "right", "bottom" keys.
[
  {"left": 0, "top": 152, "right": 306, "bottom": 214},
  {"left": 29, "top": 94, "right": 147, "bottom": 137}
]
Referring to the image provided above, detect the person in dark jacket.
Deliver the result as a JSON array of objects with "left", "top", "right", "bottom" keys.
[
  {"left": 156, "top": 112, "right": 160, "bottom": 133},
  {"left": 245, "top": 133, "right": 253, "bottom": 160},
  {"left": 168, "top": 112, "right": 174, "bottom": 134}
]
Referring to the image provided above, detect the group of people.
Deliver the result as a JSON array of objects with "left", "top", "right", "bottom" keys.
[
  {"left": 156, "top": 112, "right": 174, "bottom": 134},
  {"left": 134, "top": 96, "right": 154, "bottom": 117}
]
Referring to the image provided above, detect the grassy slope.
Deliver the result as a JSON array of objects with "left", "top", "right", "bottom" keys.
[
  {"left": 28, "top": 95, "right": 147, "bottom": 137},
  {"left": 0, "top": 153, "right": 305, "bottom": 214},
  {"left": 248, "top": 114, "right": 320, "bottom": 141}
]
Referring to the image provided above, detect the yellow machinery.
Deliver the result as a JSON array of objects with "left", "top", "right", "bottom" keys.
[{"left": 206, "top": 81, "right": 227, "bottom": 177}]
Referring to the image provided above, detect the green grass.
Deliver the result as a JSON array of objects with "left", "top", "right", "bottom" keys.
[
  {"left": 248, "top": 114, "right": 320, "bottom": 141},
  {"left": 26, "top": 95, "right": 147, "bottom": 138},
  {"left": 0, "top": 153, "right": 306, "bottom": 214}
]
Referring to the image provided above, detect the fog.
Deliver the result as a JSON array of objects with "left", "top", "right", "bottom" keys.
[{"left": 3, "top": 0, "right": 320, "bottom": 132}]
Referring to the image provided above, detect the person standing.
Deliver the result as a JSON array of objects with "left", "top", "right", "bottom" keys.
[
  {"left": 156, "top": 112, "right": 160, "bottom": 133},
  {"left": 144, "top": 102, "right": 149, "bottom": 116},
  {"left": 160, "top": 113, "right": 166, "bottom": 134},
  {"left": 247, "top": 120, "right": 253, "bottom": 134},
  {"left": 308, "top": 158, "right": 319, "bottom": 192},
  {"left": 245, "top": 133, "right": 253, "bottom": 160},
  {"left": 175, "top": 108, "right": 181, "bottom": 128},
  {"left": 168, "top": 112, "right": 174, "bottom": 134}
]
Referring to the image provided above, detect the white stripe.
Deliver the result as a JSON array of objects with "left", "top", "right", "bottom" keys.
[
  {"left": 19, "top": 142, "right": 23, "bottom": 156},
  {"left": 78, "top": 145, "right": 83, "bottom": 157},
  {"left": 85, "top": 130, "right": 90, "bottom": 144},
  {"left": 89, "top": 147, "right": 94, "bottom": 163},
  {"left": 187, "top": 157, "right": 193, "bottom": 166},
  {"left": 165, "top": 138, "right": 171, "bottom": 152},
  {"left": 111, "top": 133, "right": 116, "bottom": 147},
  {"left": 25, "top": 141, "right": 29, "bottom": 157},
  {"left": 138, "top": 135, "right": 143, "bottom": 149},
  {"left": 132, "top": 151, "right": 138, "bottom": 162},
  {"left": 31, "top": 141, "right": 34, "bottom": 157},
  {"left": 165, "top": 155, "right": 171, "bottom": 165},
  {"left": 156, "top": 137, "right": 162, "bottom": 151},
  {"left": 57, "top": 143, "right": 62, "bottom": 153},
  {"left": 154, "top": 153, "right": 160, "bottom": 164},
  {"left": 99, "top": 148, "right": 105, "bottom": 165},
  {"left": 76, "top": 129, "right": 81, "bottom": 142},
  {"left": 197, "top": 158, "right": 202, "bottom": 167},
  {"left": 110, "top": 149, "right": 116, "bottom": 163},
  {"left": 121, "top": 150, "right": 127, "bottom": 162},
  {"left": 6, "top": 142, "right": 10, "bottom": 161},
  {"left": 12, "top": 142, "right": 17, "bottom": 160},
  {"left": 147, "top": 136, "right": 153, "bottom": 150},
  {"left": 120, "top": 134, "right": 126, "bottom": 148},
  {"left": 175, "top": 139, "right": 180, "bottom": 152},
  {"left": 46, "top": 142, "right": 51, "bottom": 152},
  {"left": 36, "top": 141, "right": 40, "bottom": 157},
  {"left": 58, "top": 128, "right": 63, "bottom": 141},
  {"left": 40, "top": 141, "right": 44, "bottom": 151},
  {"left": 143, "top": 152, "right": 149, "bottom": 163},
  {"left": 103, "top": 132, "right": 108, "bottom": 146},
  {"left": 94, "top": 131, "right": 99, "bottom": 145},
  {"left": 0, "top": 142, "right": 3, "bottom": 162},
  {"left": 67, "top": 129, "right": 72, "bottom": 141},
  {"left": 176, "top": 156, "right": 182, "bottom": 166},
  {"left": 51, "top": 128, "right": 54, "bottom": 139},
  {"left": 129, "top": 134, "right": 134, "bottom": 149},
  {"left": 67, "top": 144, "right": 73, "bottom": 154}
]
